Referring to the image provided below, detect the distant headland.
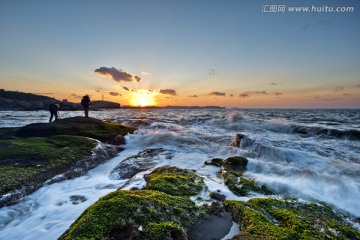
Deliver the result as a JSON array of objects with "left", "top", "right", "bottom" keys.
[{"left": 0, "top": 89, "right": 225, "bottom": 111}]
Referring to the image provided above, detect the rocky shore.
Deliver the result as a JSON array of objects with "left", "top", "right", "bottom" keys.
[
  {"left": 0, "top": 117, "right": 136, "bottom": 207},
  {"left": 1, "top": 117, "right": 359, "bottom": 239}
]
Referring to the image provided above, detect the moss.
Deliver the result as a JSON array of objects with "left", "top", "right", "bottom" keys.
[
  {"left": 223, "top": 156, "right": 248, "bottom": 172},
  {"left": 224, "top": 198, "right": 360, "bottom": 240},
  {"left": 221, "top": 156, "right": 271, "bottom": 196},
  {"left": 14, "top": 117, "right": 136, "bottom": 144},
  {"left": 146, "top": 222, "right": 186, "bottom": 239},
  {"left": 0, "top": 135, "right": 96, "bottom": 195},
  {"left": 60, "top": 190, "right": 204, "bottom": 240},
  {"left": 145, "top": 166, "right": 204, "bottom": 196}
]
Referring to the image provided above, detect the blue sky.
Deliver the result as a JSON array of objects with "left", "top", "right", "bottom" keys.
[{"left": 1, "top": 0, "right": 359, "bottom": 107}]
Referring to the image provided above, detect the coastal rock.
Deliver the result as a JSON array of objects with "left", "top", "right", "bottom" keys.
[
  {"left": 109, "top": 148, "right": 164, "bottom": 179},
  {"left": 60, "top": 167, "right": 208, "bottom": 240},
  {"left": 0, "top": 117, "right": 135, "bottom": 207},
  {"left": 224, "top": 198, "right": 360, "bottom": 239},
  {"left": 145, "top": 166, "right": 204, "bottom": 196},
  {"left": 15, "top": 116, "right": 136, "bottom": 144},
  {"left": 230, "top": 133, "right": 254, "bottom": 148}
]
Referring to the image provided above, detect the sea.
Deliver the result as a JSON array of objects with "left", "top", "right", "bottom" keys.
[{"left": 0, "top": 108, "right": 359, "bottom": 239}]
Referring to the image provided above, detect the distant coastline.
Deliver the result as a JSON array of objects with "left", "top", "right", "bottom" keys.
[{"left": 0, "top": 89, "right": 225, "bottom": 111}]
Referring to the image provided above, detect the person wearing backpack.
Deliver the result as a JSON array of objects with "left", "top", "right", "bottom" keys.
[{"left": 81, "top": 95, "right": 91, "bottom": 117}]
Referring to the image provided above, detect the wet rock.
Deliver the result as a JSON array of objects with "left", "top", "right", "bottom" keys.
[
  {"left": 109, "top": 148, "right": 164, "bottom": 179},
  {"left": 204, "top": 158, "right": 223, "bottom": 167},
  {"left": 69, "top": 195, "right": 87, "bottom": 205},
  {"left": 224, "top": 198, "right": 360, "bottom": 239},
  {"left": 223, "top": 156, "right": 248, "bottom": 172},
  {"left": 209, "top": 192, "right": 226, "bottom": 202},
  {"left": 230, "top": 133, "right": 254, "bottom": 148}
]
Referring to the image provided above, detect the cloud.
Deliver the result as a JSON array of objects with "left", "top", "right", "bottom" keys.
[
  {"left": 272, "top": 92, "right": 283, "bottom": 96},
  {"left": 314, "top": 96, "right": 342, "bottom": 101},
  {"left": 229, "top": 94, "right": 234, "bottom": 97},
  {"left": 357, "top": 84, "right": 360, "bottom": 88},
  {"left": 239, "top": 91, "right": 267, "bottom": 98},
  {"left": 270, "top": 82, "right": 282, "bottom": 86},
  {"left": 123, "top": 86, "right": 130, "bottom": 91},
  {"left": 94, "top": 67, "right": 141, "bottom": 82},
  {"left": 141, "top": 71, "right": 150, "bottom": 76},
  {"left": 343, "top": 93, "right": 351, "bottom": 96},
  {"left": 70, "top": 94, "right": 82, "bottom": 99},
  {"left": 188, "top": 95, "right": 199, "bottom": 98},
  {"left": 208, "top": 91, "right": 226, "bottom": 96},
  {"left": 334, "top": 86, "right": 344, "bottom": 92},
  {"left": 109, "top": 92, "right": 121, "bottom": 96},
  {"left": 160, "top": 89, "right": 177, "bottom": 96}
]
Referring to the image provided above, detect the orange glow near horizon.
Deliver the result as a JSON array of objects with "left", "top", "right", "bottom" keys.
[{"left": 130, "top": 89, "right": 156, "bottom": 107}]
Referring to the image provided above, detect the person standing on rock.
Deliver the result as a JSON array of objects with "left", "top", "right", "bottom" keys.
[
  {"left": 49, "top": 103, "right": 60, "bottom": 123},
  {"left": 81, "top": 95, "right": 91, "bottom": 117}
]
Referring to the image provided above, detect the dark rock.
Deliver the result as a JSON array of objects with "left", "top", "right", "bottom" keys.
[
  {"left": 223, "top": 156, "right": 248, "bottom": 172},
  {"left": 109, "top": 148, "right": 164, "bottom": 179},
  {"left": 15, "top": 116, "right": 136, "bottom": 144},
  {"left": 230, "top": 133, "right": 254, "bottom": 148},
  {"left": 209, "top": 192, "right": 226, "bottom": 202},
  {"left": 204, "top": 158, "right": 223, "bottom": 167},
  {"left": 107, "top": 225, "right": 142, "bottom": 240},
  {"left": 69, "top": 195, "right": 87, "bottom": 205}
]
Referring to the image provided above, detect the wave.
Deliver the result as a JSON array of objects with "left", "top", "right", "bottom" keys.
[{"left": 206, "top": 111, "right": 360, "bottom": 140}]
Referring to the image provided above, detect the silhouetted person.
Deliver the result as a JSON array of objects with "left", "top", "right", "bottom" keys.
[
  {"left": 81, "top": 95, "right": 91, "bottom": 117},
  {"left": 49, "top": 103, "right": 60, "bottom": 123}
]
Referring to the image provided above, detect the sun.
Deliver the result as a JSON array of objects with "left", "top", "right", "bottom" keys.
[{"left": 130, "top": 90, "right": 156, "bottom": 107}]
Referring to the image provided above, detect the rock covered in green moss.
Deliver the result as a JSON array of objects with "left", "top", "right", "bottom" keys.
[
  {"left": 60, "top": 167, "right": 208, "bottom": 240},
  {"left": 14, "top": 116, "right": 136, "bottom": 144},
  {"left": 0, "top": 117, "right": 136, "bottom": 206},
  {"left": 145, "top": 166, "right": 204, "bottom": 196},
  {"left": 224, "top": 198, "right": 360, "bottom": 239},
  {"left": 205, "top": 156, "right": 271, "bottom": 196}
]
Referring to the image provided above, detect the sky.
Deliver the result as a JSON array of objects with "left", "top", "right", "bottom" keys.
[{"left": 0, "top": 0, "right": 359, "bottom": 108}]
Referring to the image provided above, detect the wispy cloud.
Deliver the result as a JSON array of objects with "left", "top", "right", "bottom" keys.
[
  {"left": 270, "top": 82, "right": 282, "bottom": 86},
  {"left": 334, "top": 86, "right": 344, "bottom": 92},
  {"left": 239, "top": 91, "right": 267, "bottom": 98},
  {"left": 229, "top": 94, "right": 234, "bottom": 97},
  {"left": 160, "top": 89, "right": 177, "bottom": 96},
  {"left": 357, "top": 84, "right": 360, "bottom": 88},
  {"left": 109, "top": 92, "right": 122, "bottom": 96},
  {"left": 141, "top": 71, "right": 150, "bottom": 76},
  {"left": 94, "top": 67, "right": 141, "bottom": 82},
  {"left": 188, "top": 95, "right": 199, "bottom": 98},
  {"left": 70, "top": 93, "right": 82, "bottom": 99},
  {"left": 208, "top": 91, "right": 226, "bottom": 96},
  {"left": 314, "top": 96, "right": 342, "bottom": 101},
  {"left": 123, "top": 86, "right": 130, "bottom": 91}
]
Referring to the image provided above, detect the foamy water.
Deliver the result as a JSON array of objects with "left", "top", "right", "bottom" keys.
[{"left": 0, "top": 109, "right": 359, "bottom": 239}]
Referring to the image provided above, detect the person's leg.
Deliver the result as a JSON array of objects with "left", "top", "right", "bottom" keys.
[
  {"left": 49, "top": 111, "right": 54, "bottom": 123},
  {"left": 84, "top": 108, "right": 89, "bottom": 117},
  {"left": 54, "top": 111, "right": 58, "bottom": 121}
]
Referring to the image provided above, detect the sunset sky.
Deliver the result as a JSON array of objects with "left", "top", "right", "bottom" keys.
[{"left": 0, "top": 0, "right": 359, "bottom": 108}]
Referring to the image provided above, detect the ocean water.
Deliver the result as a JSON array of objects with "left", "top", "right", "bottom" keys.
[{"left": 0, "top": 108, "right": 359, "bottom": 239}]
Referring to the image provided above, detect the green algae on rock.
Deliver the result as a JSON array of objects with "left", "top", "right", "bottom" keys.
[
  {"left": 224, "top": 198, "right": 360, "bottom": 239},
  {"left": 206, "top": 156, "right": 271, "bottom": 196},
  {"left": 60, "top": 167, "right": 209, "bottom": 240},
  {"left": 14, "top": 116, "right": 137, "bottom": 144},
  {"left": 0, "top": 117, "right": 136, "bottom": 207},
  {"left": 0, "top": 135, "right": 96, "bottom": 197},
  {"left": 145, "top": 166, "right": 204, "bottom": 196}
]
